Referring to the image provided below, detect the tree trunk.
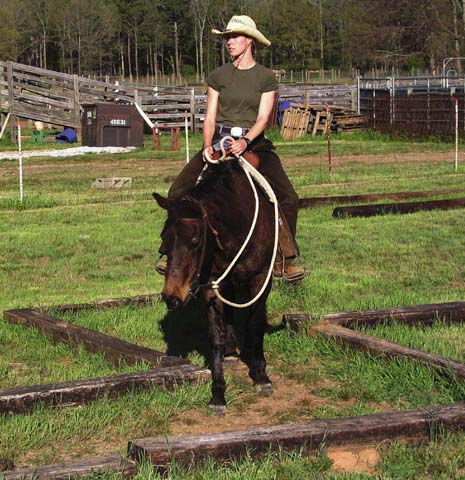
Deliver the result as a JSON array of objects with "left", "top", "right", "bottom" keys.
[
  {"left": 319, "top": 0, "right": 324, "bottom": 74},
  {"left": 161, "top": 45, "right": 165, "bottom": 77},
  {"left": 194, "top": 22, "right": 199, "bottom": 83},
  {"left": 128, "top": 36, "right": 133, "bottom": 83},
  {"left": 134, "top": 25, "right": 139, "bottom": 81},
  {"left": 78, "top": 32, "right": 81, "bottom": 75},
  {"left": 43, "top": 29, "right": 47, "bottom": 69},
  {"left": 120, "top": 42, "right": 125, "bottom": 79},
  {"left": 155, "top": 36, "right": 159, "bottom": 85},
  {"left": 463, "top": 0, "right": 465, "bottom": 42},
  {"left": 174, "top": 21, "right": 181, "bottom": 80},
  {"left": 453, "top": 0, "right": 462, "bottom": 73},
  {"left": 200, "top": 36, "right": 204, "bottom": 82}
]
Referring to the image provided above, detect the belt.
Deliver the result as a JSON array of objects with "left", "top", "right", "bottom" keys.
[{"left": 216, "top": 124, "right": 250, "bottom": 138}]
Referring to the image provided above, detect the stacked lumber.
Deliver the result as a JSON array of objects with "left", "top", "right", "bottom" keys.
[
  {"left": 305, "top": 104, "right": 367, "bottom": 135},
  {"left": 280, "top": 104, "right": 312, "bottom": 139},
  {"left": 280, "top": 103, "right": 367, "bottom": 139}
]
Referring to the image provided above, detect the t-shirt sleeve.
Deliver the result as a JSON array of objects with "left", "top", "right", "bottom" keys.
[
  {"left": 206, "top": 69, "right": 221, "bottom": 92},
  {"left": 262, "top": 70, "right": 278, "bottom": 93}
]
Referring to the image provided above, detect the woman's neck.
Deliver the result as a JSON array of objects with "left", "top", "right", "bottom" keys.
[{"left": 233, "top": 50, "right": 255, "bottom": 70}]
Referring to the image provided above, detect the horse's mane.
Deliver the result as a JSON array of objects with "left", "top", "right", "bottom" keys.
[{"left": 190, "top": 162, "right": 242, "bottom": 201}]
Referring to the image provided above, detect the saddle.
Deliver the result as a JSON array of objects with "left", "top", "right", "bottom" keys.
[
  {"left": 210, "top": 147, "right": 260, "bottom": 169},
  {"left": 209, "top": 144, "right": 299, "bottom": 261}
]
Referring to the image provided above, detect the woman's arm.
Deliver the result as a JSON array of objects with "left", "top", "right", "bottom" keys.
[
  {"left": 203, "top": 87, "right": 219, "bottom": 158},
  {"left": 229, "top": 90, "right": 276, "bottom": 156}
]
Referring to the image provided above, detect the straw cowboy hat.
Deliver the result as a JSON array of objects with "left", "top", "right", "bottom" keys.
[{"left": 212, "top": 15, "right": 271, "bottom": 49}]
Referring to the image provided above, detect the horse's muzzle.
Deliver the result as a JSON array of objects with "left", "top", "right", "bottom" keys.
[{"left": 161, "top": 292, "right": 183, "bottom": 310}]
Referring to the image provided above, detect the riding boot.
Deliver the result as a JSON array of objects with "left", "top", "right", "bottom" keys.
[{"left": 273, "top": 207, "right": 305, "bottom": 283}]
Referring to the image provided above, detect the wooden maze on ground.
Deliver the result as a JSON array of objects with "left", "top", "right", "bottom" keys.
[
  {"left": 2, "top": 294, "right": 465, "bottom": 478},
  {"left": 297, "top": 188, "right": 465, "bottom": 218}
]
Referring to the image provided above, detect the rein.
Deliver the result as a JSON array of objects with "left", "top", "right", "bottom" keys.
[
  {"left": 182, "top": 199, "right": 223, "bottom": 299},
  {"left": 202, "top": 136, "right": 280, "bottom": 309}
]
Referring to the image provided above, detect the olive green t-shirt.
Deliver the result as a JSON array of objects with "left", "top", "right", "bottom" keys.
[{"left": 207, "top": 63, "right": 278, "bottom": 128}]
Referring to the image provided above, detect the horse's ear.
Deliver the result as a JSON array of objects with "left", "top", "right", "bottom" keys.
[{"left": 152, "top": 192, "right": 170, "bottom": 210}]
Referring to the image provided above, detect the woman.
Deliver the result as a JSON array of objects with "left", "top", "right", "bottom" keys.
[{"left": 163, "top": 15, "right": 304, "bottom": 283}]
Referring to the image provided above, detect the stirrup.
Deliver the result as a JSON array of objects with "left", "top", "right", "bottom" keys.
[{"left": 274, "top": 257, "right": 306, "bottom": 283}]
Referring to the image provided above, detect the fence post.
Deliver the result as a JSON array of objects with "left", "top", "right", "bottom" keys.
[
  {"left": 455, "top": 97, "right": 459, "bottom": 173},
  {"left": 171, "top": 127, "right": 180, "bottom": 151},
  {"left": 355, "top": 76, "right": 360, "bottom": 113},
  {"left": 7, "top": 61, "right": 16, "bottom": 143},
  {"left": 17, "top": 119, "right": 23, "bottom": 201},
  {"left": 152, "top": 127, "right": 160, "bottom": 149},
  {"left": 73, "top": 74, "right": 81, "bottom": 141},
  {"left": 190, "top": 87, "right": 195, "bottom": 133},
  {"left": 326, "top": 104, "right": 332, "bottom": 175}
]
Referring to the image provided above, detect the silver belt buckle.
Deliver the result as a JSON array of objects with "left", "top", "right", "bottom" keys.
[{"left": 230, "top": 126, "right": 243, "bottom": 138}]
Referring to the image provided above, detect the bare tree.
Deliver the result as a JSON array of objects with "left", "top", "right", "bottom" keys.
[{"left": 190, "top": 0, "right": 210, "bottom": 81}]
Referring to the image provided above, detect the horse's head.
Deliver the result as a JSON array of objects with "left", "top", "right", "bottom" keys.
[{"left": 153, "top": 192, "right": 213, "bottom": 310}]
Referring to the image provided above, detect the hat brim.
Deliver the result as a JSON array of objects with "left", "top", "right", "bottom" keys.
[{"left": 212, "top": 27, "right": 270, "bottom": 50}]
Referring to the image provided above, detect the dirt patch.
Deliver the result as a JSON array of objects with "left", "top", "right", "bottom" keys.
[
  {"left": 327, "top": 445, "right": 380, "bottom": 474},
  {"left": 283, "top": 151, "right": 455, "bottom": 169},
  {"left": 170, "top": 360, "right": 386, "bottom": 436},
  {"left": 1, "top": 151, "right": 455, "bottom": 177}
]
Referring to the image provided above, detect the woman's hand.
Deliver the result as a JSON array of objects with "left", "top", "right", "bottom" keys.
[
  {"left": 230, "top": 138, "right": 248, "bottom": 156},
  {"left": 202, "top": 145, "right": 214, "bottom": 161}
]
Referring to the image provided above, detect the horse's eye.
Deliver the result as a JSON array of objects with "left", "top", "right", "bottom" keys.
[{"left": 192, "top": 236, "right": 200, "bottom": 247}]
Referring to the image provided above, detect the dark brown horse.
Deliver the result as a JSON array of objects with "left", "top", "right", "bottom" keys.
[{"left": 153, "top": 160, "right": 275, "bottom": 413}]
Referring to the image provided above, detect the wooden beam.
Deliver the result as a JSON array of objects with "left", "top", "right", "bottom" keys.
[
  {"left": 129, "top": 403, "right": 465, "bottom": 469},
  {"left": 323, "top": 301, "right": 465, "bottom": 328},
  {"left": 1, "top": 454, "right": 137, "bottom": 480},
  {"left": 0, "top": 364, "right": 209, "bottom": 415},
  {"left": 298, "top": 189, "right": 465, "bottom": 208},
  {"left": 333, "top": 198, "right": 465, "bottom": 218},
  {"left": 15, "top": 92, "right": 73, "bottom": 109},
  {"left": 73, "top": 74, "right": 81, "bottom": 140},
  {"left": 7, "top": 61, "right": 16, "bottom": 143},
  {"left": 13, "top": 108, "right": 78, "bottom": 129},
  {"left": 42, "top": 294, "right": 157, "bottom": 314},
  {"left": 312, "top": 323, "right": 465, "bottom": 379},
  {"left": 3, "top": 308, "right": 188, "bottom": 368},
  {"left": 10, "top": 61, "right": 76, "bottom": 81}
]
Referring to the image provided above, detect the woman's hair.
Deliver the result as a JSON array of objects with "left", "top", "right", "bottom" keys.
[{"left": 251, "top": 40, "right": 256, "bottom": 56}]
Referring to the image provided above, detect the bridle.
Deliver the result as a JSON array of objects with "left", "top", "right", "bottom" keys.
[{"left": 177, "top": 196, "right": 223, "bottom": 301}]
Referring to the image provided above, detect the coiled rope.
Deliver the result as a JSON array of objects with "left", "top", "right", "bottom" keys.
[{"left": 203, "top": 136, "right": 279, "bottom": 308}]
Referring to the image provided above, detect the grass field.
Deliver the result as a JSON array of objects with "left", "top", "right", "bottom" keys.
[{"left": 1, "top": 131, "right": 465, "bottom": 478}]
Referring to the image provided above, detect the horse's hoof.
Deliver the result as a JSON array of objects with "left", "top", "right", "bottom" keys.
[
  {"left": 208, "top": 403, "right": 226, "bottom": 416},
  {"left": 255, "top": 383, "right": 273, "bottom": 397}
]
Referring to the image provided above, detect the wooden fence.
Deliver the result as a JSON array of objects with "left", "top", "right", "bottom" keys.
[{"left": 0, "top": 61, "right": 356, "bottom": 142}]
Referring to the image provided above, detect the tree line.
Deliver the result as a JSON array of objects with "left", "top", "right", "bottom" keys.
[{"left": 1, "top": 0, "right": 465, "bottom": 81}]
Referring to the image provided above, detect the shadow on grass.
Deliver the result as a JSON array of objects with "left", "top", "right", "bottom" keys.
[{"left": 159, "top": 288, "right": 286, "bottom": 371}]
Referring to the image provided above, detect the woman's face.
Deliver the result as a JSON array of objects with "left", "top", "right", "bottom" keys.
[{"left": 224, "top": 33, "right": 252, "bottom": 57}]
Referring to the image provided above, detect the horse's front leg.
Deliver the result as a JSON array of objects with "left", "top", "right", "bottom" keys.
[
  {"left": 203, "top": 287, "right": 228, "bottom": 414},
  {"left": 242, "top": 274, "right": 273, "bottom": 397}
]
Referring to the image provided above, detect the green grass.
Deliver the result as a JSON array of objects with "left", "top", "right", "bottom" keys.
[
  {"left": 0, "top": 321, "right": 150, "bottom": 389},
  {"left": 1, "top": 130, "right": 464, "bottom": 212},
  {"left": 266, "top": 329, "right": 465, "bottom": 413},
  {"left": 2, "top": 131, "right": 465, "bottom": 477},
  {"left": 357, "top": 320, "right": 465, "bottom": 362}
]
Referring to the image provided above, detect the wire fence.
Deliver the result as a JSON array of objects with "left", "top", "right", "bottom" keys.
[{"left": 359, "top": 76, "right": 465, "bottom": 139}]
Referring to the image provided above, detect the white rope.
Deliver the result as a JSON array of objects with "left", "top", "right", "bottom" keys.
[{"left": 204, "top": 136, "right": 280, "bottom": 308}]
